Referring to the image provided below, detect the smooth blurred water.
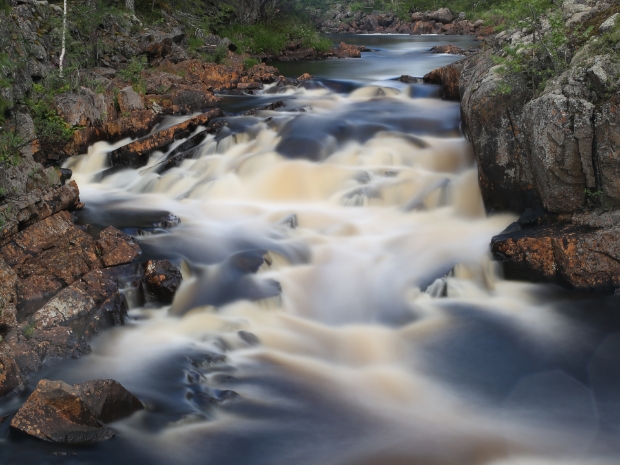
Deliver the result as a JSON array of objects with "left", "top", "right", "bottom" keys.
[{"left": 2, "top": 35, "right": 620, "bottom": 465}]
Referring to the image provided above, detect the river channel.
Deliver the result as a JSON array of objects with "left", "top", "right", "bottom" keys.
[{"left": 2, "top": 34, "right": 620, "bottom": 465}]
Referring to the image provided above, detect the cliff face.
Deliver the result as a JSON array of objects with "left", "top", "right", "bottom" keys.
[{"left": 427, "top": 1, "right": 620, "bottom": 292}]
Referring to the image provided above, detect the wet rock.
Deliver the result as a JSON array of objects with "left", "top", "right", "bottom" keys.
[
  {"left": 492, "top": 221, "right": 620, "bottom": 292},
  {"left": 75, "top": 379, "right": 144, "bottom": 423},
  {"left": 117, "top": 86, "right": 144, "bottom": 113},
  {"left": 0, "top": 346, "right": 24, "bottom": 396},
  {"left": 423, "top": 60, "right": 464, "bottom": 100},
  {"left": 297, "top": 73, "right": 313, "bottom": 81},
  {"left": 97, "top": 226, "right": 141, "bottom": 267},
  {"left": 398, "top": 75, "right": 421, "bottom": 83},
  {"left": 107, "top": 108, "right": 222, "bottom": 172},
  {"left": 143, "top": 260, "right": 182, "bottom": 304},
  {"left": 10, "top": 379, "right": 114, "bottom": 443}
]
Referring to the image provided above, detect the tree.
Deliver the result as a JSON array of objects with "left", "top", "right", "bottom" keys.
[{"left": 59, "top": 0, "right": 67, "bottom": 77}]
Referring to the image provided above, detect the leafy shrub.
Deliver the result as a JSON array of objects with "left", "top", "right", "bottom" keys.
[
  {"left": 118, "top": 56, "right": 148, "bottom": 94},
  {"left": 0, "top": 130, "right": 22, "bottom": 166},
  {"left": 26, "top": 82, "right": 74, "bottom": 153}
]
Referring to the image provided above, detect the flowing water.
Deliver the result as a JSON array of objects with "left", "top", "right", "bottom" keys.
[{"left": 3, "top": 35, "right": 620, "bottom": 465}]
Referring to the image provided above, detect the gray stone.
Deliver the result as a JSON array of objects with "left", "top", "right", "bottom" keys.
[
  {"left": 587, "top": 63, "right": 608, "bottom": 94},
  {"left": 429, "top": 8, "right": 455, "bottom": 24},
  {"left": 600, "top": 13, "right": 619, "bottom": 33},
  {"left": 118, "top": 86, "right": 144, "bottom": 113}
]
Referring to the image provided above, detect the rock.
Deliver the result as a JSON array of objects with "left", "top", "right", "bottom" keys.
[
  {"left": 106, "top": 108, "right": 222, "bottom": 172},
  {"left": 429, "top": 8, "right": 455, "bottom": 24},
  {"left": 430, "top": 44, "right": 464, "bottom": 55},
  {"left": 6, "top": 267, "right": 127, "bottom": 374},
  {"left": 118, "top": 86, "right": 144, "bottom": 113},
  {"left": 0, "top": 345, "right": 24, "bottom": 396},
  {"left": 54, "top": 91, "right": 106, "bottom": 127},
  {"left": 423, "top": 60, "right": 464, "bottom": 100},
  {"left": 97, "top": 226, "right": 141, "bottom": 267},
  {"left": 171, "top": 88, "right": 217, "bottom": 113},
  {"left": 600, "top": 13, "right": 619, "bottom": 33},
  {"left": 237, "top": 82, "right": 263, "bottom": 90},
  {"left": 334, "top": 42, "right": 362, "bottom": 58},
  {"left": 75, "top": 379, "right": 144, "bottom": 423},
  {"left": 1, "top": 210, "right": 101, "bottom": 315},
  {"left": 398, "top": 75, "right": 421, "bottom": 83},
  {"left": 492, "top": 221, "right": 620, "bottom": 292},
  {"left": 143, "top": 260, "right": 182, "bottom": 304},
  {"left": 595, "top": 96, "right": 620, "bottom": 207},
  {"left": 459, "top": 52, "right": 540, "bottom": 212},
  {"left": 10, "top": 379, "right": 114, "bottom": 443},
  {"left": 0, "top": 257, "right": 18, "bottom": 328},
  {"left": 10, "top": 378, "right": 140, "bottom": 443},
  {"left": 587, "top": 63, "right": 608, "bottom": 94},
  {"left": 297, "top": 73, "right": 313, "bottom": 81}
]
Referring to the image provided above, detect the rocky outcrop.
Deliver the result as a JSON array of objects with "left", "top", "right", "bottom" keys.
[
  {"left": 421, "top": 3, "right": 620, "bottom": 292},
  {"left": 10, "top": 378, "right": 143, "bottom": 443},
  {"left": 423, "top": 60, "right": 465, "bottom": 100}
]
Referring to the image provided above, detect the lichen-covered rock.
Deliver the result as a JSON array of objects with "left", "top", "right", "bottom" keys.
[
  {"left": 143, "top": 260, "right": 182, "bottom": 304},
  {"left": 10, "top": 379, "right": 115, "bottom": 443},
  {"left": 429, "top": 8, "right": 455, "bottom": 24},
  {"left": 54, "top": 91, "right": 107, "bottom": 127},
  {"left": 0, "top": 257, "right": 18, "bottom": 328}
]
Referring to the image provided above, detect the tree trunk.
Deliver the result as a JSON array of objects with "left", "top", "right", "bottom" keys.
[
  {"left": 125, "top": 0, "right": 134, "bottom": 14},
  {"left": 59, "top": 0, "right": 67, "bottom": 77}
]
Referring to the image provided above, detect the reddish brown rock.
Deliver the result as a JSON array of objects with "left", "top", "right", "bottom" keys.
[
  {"left": 0, "top": 345, "right": 24, "bottom": 396},
  {"left": 423, "top": 60, "right": 465, "bottom": 100},
  {"left": 6, "top": 268, "right": 127, "bottom": 374},
  {"left": 10, "top": 379, "right": 115, "bottom": 443},
  {"left": 76, "top": 379, "right": 143, "bottom": 423},
  {"left": 334, "top": 42, "right": 362, "bottom": 58},
  {"left": 143, "top": 260, "right": 182, "bottom": 304},
  {"left": 492, "top": 222, "right": 620, "bottom": 292},
  {"left": 97, "top": 227, "right": 141, "bottom": 267}
]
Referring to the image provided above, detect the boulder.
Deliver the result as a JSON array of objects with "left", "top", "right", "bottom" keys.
[
  {"left": 97, "top": 226, "right": 142, "bottom": 267},
  {"left": 0, "top": 257, "right": 18, "bottom": 328},
  {"left": 429, "top": 8, "right": 455, "bottom": 24},
  {"left": 334, "top": 42, "right": 362, "bottom": 58},
  {"left": 10, "top": 379, "right": 115, "bottom": 443},
  {"left": 54, "top": 91, "right": 106, "bottom": 127},
  {"left": 143, "top": 260, "right": 182, "bottom": 304},
  {"left": 429, "top": 44, "right": 464, "bottom": 55},
  {"left": 118, "top": 86, "right": 144, "bottom": 113}
]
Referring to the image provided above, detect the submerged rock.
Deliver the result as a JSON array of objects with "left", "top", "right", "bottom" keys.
[{"left": 10, "top": 378, "right": 143, "bottom": 443}]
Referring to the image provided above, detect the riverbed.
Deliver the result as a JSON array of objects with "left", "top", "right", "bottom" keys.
[{"left": 3, "top": 34, "right": 620, "bottom": 465}]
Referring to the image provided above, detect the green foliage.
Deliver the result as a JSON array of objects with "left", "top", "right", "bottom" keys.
[
  {"left": 220, "top": 16, "right": 332, "bottom": 55},
  {"left": 204, "top": 45, "right": 229, "bottom": 64},
  {"left": 26, "top": 82, "right": 74, "bottom": 152},
  {"left": 118, "top": 56, "right": 148, "bottom": 94},
  {"left": 243, "top": 57, "right": 261, "bottom": 69},
  {"left": 22, "top": 319, "right": 35, "bottom": 339},
  {"left": 0, "top": 130, "right": 22, "bottom": 167},
  {"left": 0, "top": 53, "right": 15, "bottom": 124}
]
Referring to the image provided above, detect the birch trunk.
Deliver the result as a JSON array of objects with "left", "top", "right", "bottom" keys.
[{"left": 59, "top": 0, "right": 67, "bottom": 77}]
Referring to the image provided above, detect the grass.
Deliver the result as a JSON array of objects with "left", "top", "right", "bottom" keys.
[{"left": 220, "top": 17, "right": 333, "bottom": 55}]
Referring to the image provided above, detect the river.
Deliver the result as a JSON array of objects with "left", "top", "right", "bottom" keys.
[{"left": 2, "top": 34, "right": 620, "bottom": 465}]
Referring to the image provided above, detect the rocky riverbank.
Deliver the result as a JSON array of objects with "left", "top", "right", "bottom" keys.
[
  {"left": 424, "top": 0, "right": 620, "bottom": 293},
  {"left": 317, "top": 6, "right": 493, "bottom": 37}
]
